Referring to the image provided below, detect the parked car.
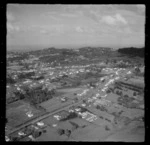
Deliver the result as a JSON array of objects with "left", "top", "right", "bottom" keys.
[{"left": 18, "top": 131, "right": 26, "bottom": 136}]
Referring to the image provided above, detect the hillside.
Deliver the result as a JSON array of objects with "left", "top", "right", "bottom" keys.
[{"left": 118, "top": 47, "right": 144, "bottom": 58}]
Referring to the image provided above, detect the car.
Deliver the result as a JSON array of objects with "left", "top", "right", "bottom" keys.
[
  {"left": 81, "top": 104, "right": 86, "bottom": 107},
  {"left": 26, "top": 111, "right": 33, "bottom": 118},
  {"left": 31, "top": 125, "right": 39, "bottom": 130},
  {"left": 18, "top": 131, "right": 26, "bottom": 136},
  {"left": 53, "top": 115, "right": 61, "bottom": 120},
  {"left": 78, "top": 112, "right": 82, "bottom": 115},
  {"left": 61, "top": 98, "right": 66, "bottom": 102},
  {"left": 52, "top": 124, "right": 57, "bottom": 127},
  {"left": 37, "top": 121, "right": 45, "bottom": 127},
  {"left": 69, "top": 109, "right": 74, "bottom": 112},
  {"left": 75, "top": 108, "right": 81, "bottom": 112}
]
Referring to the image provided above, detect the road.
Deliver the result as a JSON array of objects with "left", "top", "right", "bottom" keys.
[
  {"left": 6, "top": 93, "right": 88, "bottom": 136},
  {"left": 7, "top": 74, "right": 118, "bottom": 136}
]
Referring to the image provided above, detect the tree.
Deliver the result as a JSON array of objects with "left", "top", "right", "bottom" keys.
[
  {"left": 124, "top": 94, "right": 129, "bottom": 98},
  {"left": 11, "top": 136, "right": 20, "bottom": 141},
  {"left": 65, "top": 129, "right": 71, "bottom": 137},
  {"left": 134, "top": 67, "right": 141, "bottom": 74},
  {"left": 24, "top": 126, "right": 34, "bottom": 135},
  {"left": 116, "top": 90, "right": 120, "bottom": 95},
  {"left": 105, "top": 126, "right": 110, "bottom": 131},
  {"left": 69, "top": 121, "right": 79, "bottom": 130},
  {"left": 42, "top": 130, "right": 47, "bottom": 133},
  {"left": 82, "top": 99, "right": 86, "bottom": 103},
  {"left": 118, "top": 91, "right": 123, "bottom": 96},
  {"left": 96, "top": 105, "right": 101, "bottom": 110},
  {"left": 106, "top": 89, "right": 111, "bottom": 94},
  {"left": 32, "top": 130, "right": 42, "bottom": 138},
  {"left": 60, "top": 112, "right": 78, "bottom": 121},
  {"left": 7, "top": 76, "right": 16, "bottom": 84},
  {"left": 14, "top": 91, "right": 25, "bottom": 100},
  {"left": 57, "top": 129, "right": 65, "bottom": 136},
  {"left": 133, "top": 92, "right": 137, "bottom": 96}
]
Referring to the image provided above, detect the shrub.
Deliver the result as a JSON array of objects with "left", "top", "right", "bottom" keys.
[{"left": 57, "top": 129, "right": 65, "bottom": 136}]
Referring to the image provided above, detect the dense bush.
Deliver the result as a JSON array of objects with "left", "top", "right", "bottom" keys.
[
  {"left": 23, "top": 87, "right": 55, "bottom": 105},
  {"left": 60, "top": 112, "right": 78, "bottom": 121},
  {"left": 57, "top": 129, "right": 65, "bottom": 136},
  {"left": 7, "top": 77, "right": 16, "bottom": 84},
  {"left": 118, "top": 47, "right": 144, "bottom": 58}
]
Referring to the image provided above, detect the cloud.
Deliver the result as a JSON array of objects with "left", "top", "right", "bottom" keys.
[
  {"left": 7, "top": 12, "right": 15, "bottom": 21},
  {"left": 136, "top": 4, "right": 145, "bottom": 10},
  {"left": 60, "top": 13, "right": 79, "bottom": 17},
  {"left": 101, "top": 14, "right": 128, "bottom": 25},
  {"left": 82, "top": 10, "right": 99, "bottom": 23},
  {"left": 41, "top": 12, "right": 62, "bottom": 21},
  {"left": 101, "top": 15, "right": 117, "bottom": 25},
  {"left": 136, "top": 4, "right": 145, "bottom": 15},
  {"left": 115, "top": 14, "right": 128, "bottom": 24},
  {"left": 40, "top": 29, "right": 49, "bottom": 34},
  {"left": 38, "top": 24, "right": 65, "bottom": 36},
  {"left": 76, "top": 26, "right": 84, "bottom": 33},
  {"left": 7, "top": 23, "right": 20, "bottom": 32}
]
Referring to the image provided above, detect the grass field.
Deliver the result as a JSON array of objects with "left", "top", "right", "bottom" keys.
[
  {"left": 6, "top": 101, "right": 43, "bottom": 129},
  {"left": 40, "top": 97, "right": 72, "bottom": 112},
  {"left": 57, "top": 88, "right": 82, "bottom": 93}
]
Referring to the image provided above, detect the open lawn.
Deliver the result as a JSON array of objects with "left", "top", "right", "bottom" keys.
[
  {"left": 6, "top": 101, "right": 43, "bottom": 129},
  {"left": 69, "top": 118, "right": 90, "bottom": 127},
  {"left": 104, "top": 126, "right": 144, "bottom": 142},
  {"left": 6, "top": 100, "right": 25, "bottom": 110},
  {"left": 57, "top": 88, "right": 82, "bottom": 93},
  {"left": 40, "top": 98, "right": 72, "bottom": 112},
  {"left": 36, "top": 125, "right": 67, "bottom": 141},
  {"left": 70, "top": 123, "right": 112, "bottom": 141}
]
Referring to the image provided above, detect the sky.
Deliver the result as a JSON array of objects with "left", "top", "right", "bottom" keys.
[{"left": 7, "top": 4, "right": 145, "bottom": 50}]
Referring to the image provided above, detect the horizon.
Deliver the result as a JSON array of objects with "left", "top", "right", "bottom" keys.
[
  {"left": 7, "top": 45, "right": 144, "bottom": 53},
  {"left": 7, "top": 4, "right": 145, "bottom": 50}
]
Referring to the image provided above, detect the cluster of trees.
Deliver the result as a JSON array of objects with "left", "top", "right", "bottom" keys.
[
  {"left": 57, "top": 121, "right": 80, "bottom": 137},
  {"left": 133, "top": 67, "right": 144, "bottom": 77},
  {"left": 32, "top": 76, "right": 45, "bottom": 81},
  {"left": 6, "top": 85, "right": 55, "bottom": 106},
  {"left": 96, "top": 105, "right": 107, "bottom": 112},
  {"left": 57, "top": 128, "right": 71, "bottom": 137},
  {"left": 118, "top": 47, "right": 144, "bottom": 58},
  {"left": 7, "top": 54, "right": 28, "bottom": 63},
  {"left": 114, "top": 116, "right": 131, "bottom": 128},
  {"left": 18, "top": 72, "right": 35, "bottom": 80},
  {"left": 61, "top": 49, "right": 78, "bottom": 56},
  {"left": 6, "top": 91, "right": 25, "bottom": 104},
  {"left": 106, "top": 88, "right": 113, "bottom": 94},
  {"left": 115, "top": 90, "right": 123, "bottom": 97},
  {"left": 25, "top": 86, "right": 55, "bottom": 105},
  {"left": 7, "top": 76, "right": 16, "bottom": 84},
  {"left": 60, "top": 112, "right": 78, "bottom": 122},
  {"left": 117, "top": 94, "right": 134, "bottom": 107},
  {"left": 10, "top": 126, "right": 43, "bottom": 141}
]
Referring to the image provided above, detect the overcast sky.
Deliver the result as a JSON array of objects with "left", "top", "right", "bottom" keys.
[{"left": 7, "top": 4, "right": 145, "bottom": 50}]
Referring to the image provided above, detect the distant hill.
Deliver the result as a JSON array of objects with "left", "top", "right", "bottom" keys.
[{"left": 117, "top": 47, "right": 145, "bottom": 58}]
